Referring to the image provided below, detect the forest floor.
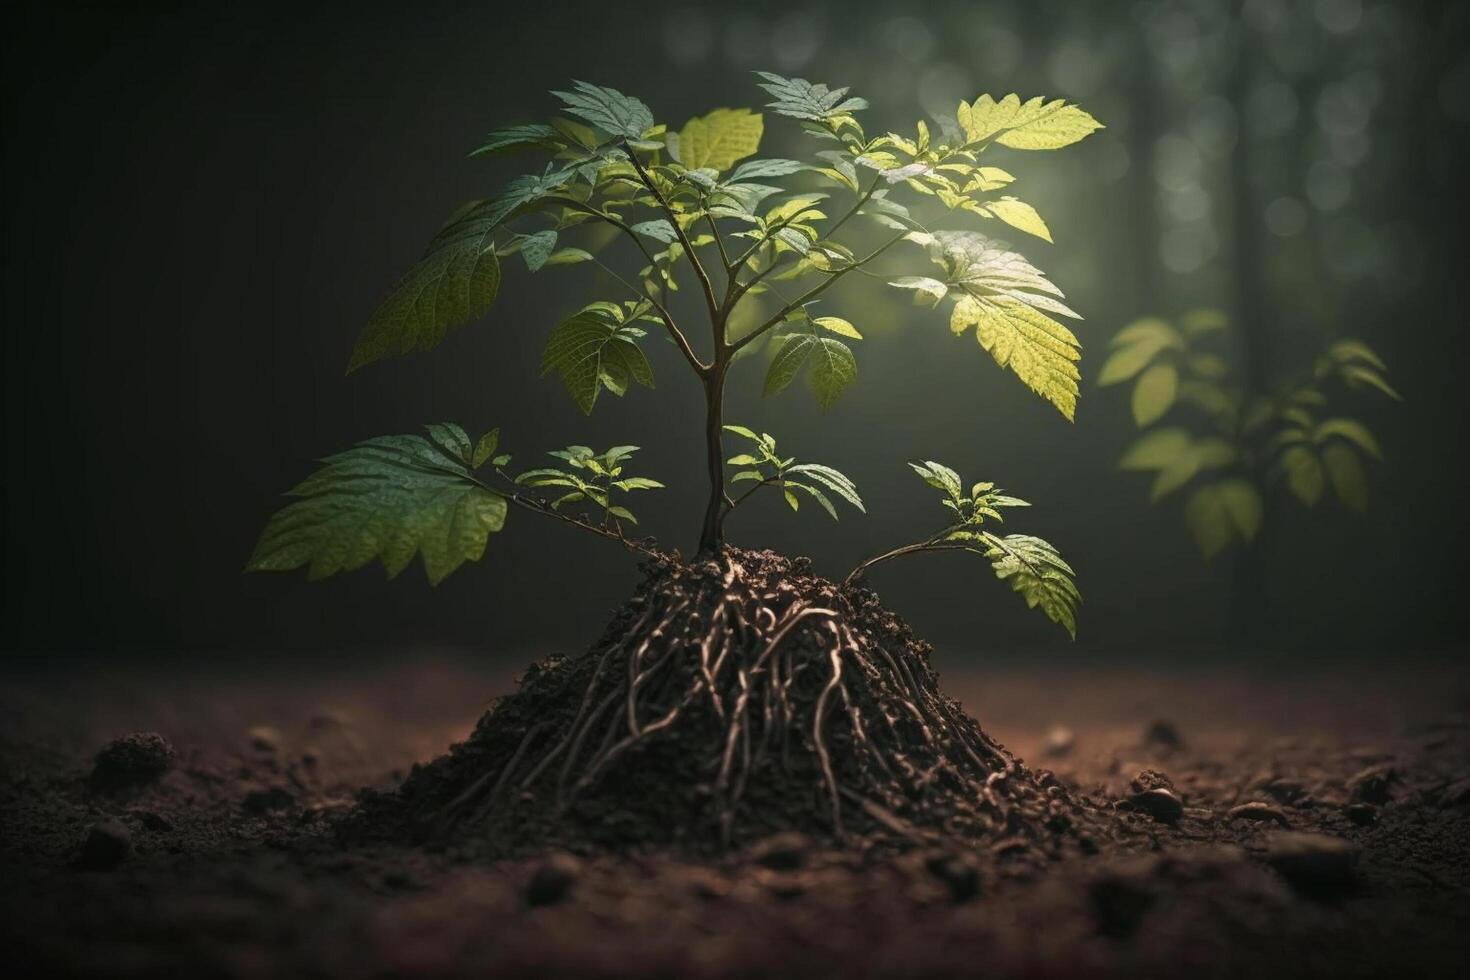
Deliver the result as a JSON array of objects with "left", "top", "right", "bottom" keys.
[{"left": 3, "top": 651, "right": 1468, "bottom": 978}]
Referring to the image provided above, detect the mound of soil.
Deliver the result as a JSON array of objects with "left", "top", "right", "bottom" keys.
[{"left": 351, "top": 548, "right": 1110, "bottom": 859}]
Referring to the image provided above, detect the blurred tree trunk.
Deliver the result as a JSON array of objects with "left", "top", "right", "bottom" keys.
[{"left": 1223, "top": 10, "right": 1273, "bottom": 651}]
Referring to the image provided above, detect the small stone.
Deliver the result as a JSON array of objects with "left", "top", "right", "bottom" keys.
[
  {"left": 1142, "top": 720, "right": 1184, "bottom": 751},
  {"left": 89, "top": 733, "right": 175, "bottom": 793},
  {"left": 1346, "top": 764, "right": 1395, "bottom": 805},
  {"left": 128, "top": 808, "right": 174, "bottom": 832},
  {"left": 241, "top": 783, "right": 295, "bottom": 814},
  {"left": 525, "top": 853, "right": 581, "bottom": 907},
  {"left": 1129, "top": 769, "right": 1175, "bottom": 794},
  {"left": 925, "top": 851, "right": 983, "bottom": 903},
  {"left": 1128, "top": 788, "right": 1184, "bottom": 825},
  {"left": 1265, "top": 832, "right": 1358, "bottom": 897},
  {"left": 746, "top": 832, "right": 812, "bottom": 871},
  {"left": 77, "top": 820, "right": 132, "bottom": 870},
  {"left": 1042, "top": 726, "right": 1075, "bottom": 758},
  {"left": 1345, "top": 803, "right": 1377, "bottom": 826},
  {"left": 1228, "top": 801, "right": 1290, "bottom": 826},
  {"left": 248, "top": 726, "right": 280, "bottom": 753}
]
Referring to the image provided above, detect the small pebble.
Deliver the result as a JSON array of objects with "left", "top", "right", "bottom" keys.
[
  {"left": 1228, "top": 802, "right": 1290, "bottom": 826},
  {"left": 242, "top": 783, "right": 295, "bottom": 814},
  {"left": 128, "top": 808, "right": 174, "bottom": 832},
  {"left": 1345, "top": 803, "right": 1377, "bottom": 826},
  {"left": 1128, "top": 788, "right": 1184, "bottom": 825},
  {"left": 1129, "top": 769, "right": 1175, "bottom": 794}
]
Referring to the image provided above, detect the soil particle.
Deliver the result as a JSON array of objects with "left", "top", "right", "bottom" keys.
[
  {"left": 75, "top": 819, "right": 131, "bottom": 870},
  {"left": 1128, "top": 769, "right": 1175, "bottom": 794},
  {"left": 1344, "top": 802, "right": 1377, "bottom": 826},
  {"left": 1346, "top": 763, "right": 1396, "bottom": 804},
  {"left": 1227, "top": 802, "right": 1291, "bottom": 826},
  {"left": 524, "top": 852, "right": 582, "bottom": 907},
  {"left": 1127, "top": 788, "right": 1184, "bottom": 825},
  {"left": 88, "top": 732, "right": 175, "bottom": 792},
  {"left": 128, "top": 807, "right": 175, "bottom": 832},
  {"left": 248, "top": 726, "right": 281, "bottom": 753},
  {"left": 1264, "top": 831, "right": 1357, "bottom": 898}
]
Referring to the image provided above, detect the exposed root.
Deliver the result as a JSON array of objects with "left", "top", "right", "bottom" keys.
[{"left": 358, "top": 548, "right": 1093, "bottom": 857}]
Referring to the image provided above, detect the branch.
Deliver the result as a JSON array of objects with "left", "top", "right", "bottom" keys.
[
  {"left": 842, "top": 539, "right": 974, "bottom": 590},
  {"left": 730, "top": 230, "right": 908, "bottom": 354},
  {"left": 543, "top": 197, "right": 707, "bottom": 375},
  {"left": 620, "top": 141, "right": 723, "bottom": 328}
]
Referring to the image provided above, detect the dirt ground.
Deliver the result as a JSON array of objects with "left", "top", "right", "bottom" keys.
[{"left": 3, "top": 652, "right": 1468, "bottom": 978}]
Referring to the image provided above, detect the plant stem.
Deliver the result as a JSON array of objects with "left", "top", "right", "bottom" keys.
[
  {"left": 842, "top": 536, "right": 971, "bottom": 589},
  {"left": 620, "top": 141, "right": 722, "bottom": 325},
  {"left": 697, "top": 357, "right": 731, "bottom": 554}
]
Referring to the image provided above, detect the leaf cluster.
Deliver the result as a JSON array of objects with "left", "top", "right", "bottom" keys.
[
  {"left": 1103, "top": 311, "right": 1398, "bottom": 556},
  {"left": 723, "top": 425, "right": 863, "bottom": 519},
  {"left": 515, "top": 444, "right": 663, "bottom": 526}
]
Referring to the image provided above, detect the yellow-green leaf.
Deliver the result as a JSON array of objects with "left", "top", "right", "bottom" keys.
[
  {"left": 1184, "top": 485, "right": 1232, "bottom": 558},
  {"left": 1281, "top": 446, "right": 1325, "bottom": 506},
  {"left": 1132, "top": 363, "right": 1178, "bottom": 426},
  {"left": 812, "top": 315, "right": 862, "bottom": 339},
  {"left": 951, "top": 295, "right": 1081, "bottom": 420},
  {"left": 984, "top": 197, "right": 1052, "bottom": 242},
  {"left": 677, "top": 108, "right": 764, "bottom": 173},
  {"left": 1217, "top": 478, "right": 1262, "bottom": 540},
  {"left": 957, "top": 94, "right": 1103, "bottom": 150}
]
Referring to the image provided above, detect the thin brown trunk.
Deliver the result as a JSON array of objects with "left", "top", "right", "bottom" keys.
[{"left": 698, "top": 356, "right": 730, "bottom": 555}]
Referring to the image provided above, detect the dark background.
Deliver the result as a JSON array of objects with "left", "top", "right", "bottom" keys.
[{"left": 3, "top": 0, "right": 1467, "bottom": 665}]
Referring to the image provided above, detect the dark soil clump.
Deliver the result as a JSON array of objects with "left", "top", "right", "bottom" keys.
[
  {"left": 88, "top": 732, "right": 175, "bottom": 793},
  {"left": 351, "top": 547, "right": 1108, "bottom": 858}
]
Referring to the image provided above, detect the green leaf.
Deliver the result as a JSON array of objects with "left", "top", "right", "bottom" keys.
[
  {"left": 347, "top": 169, "right": 580, "bottom": 371},
  {"left": 1314, "top": 418, "right": 1382, "bottom": 459},
  {"left": 424, "top": 423, "right": 472, "bottom": 462},
  {"left": 730, "top": 158, "right": 807, "bottom": 181},
  {"left": 1184, "top": 484, "right": 1232, "bottom": 558},
  {"left": 957, "top": 94, "right": 1103, "bottom": 150},
  {"left": 471, "top": 428, "right": 500, "bottom": 469},
  {"left": 789, "top": 481, "right": 839, "bottom": 519},
  {"left": 546, "top": 247, "right": 595, "bottom": 266},
  {"left": 981, "top": 532, "right": 1080, "bottom": 639},
  {"left": 1341, "top": 364, "right": 1402, "bottom": 401},
  {"left": 1098, "top": 339, "right": 1171, "bottom": 386},
  {"left": 763, "top": 333, "right": 857, "bottom": 409},
  {"left": 722, "top": 424, "right": 761, "bottom": 442},
  {"left": 348, "top": 214, "right": 502, "bottom": 372},
  {"left": 786, "top": 462, "right": 864, "bottom": 512},
  {"left": 246, "top": 432, "right": 508, "bottom": 585},
  {"left": 983, "top": 197, "right": 1052, "bottom": 242},
  {"left": 1321, "top": 443, "right": 1368, "bottom": 512},
  {"left": 551, "top": 81, "right": 654, "bottom": 139},
  {"left": 1281, "top": 446, "right": 1325, "bottom": 506},
  {"left": 754, "top": 72, "right": 868, "bottom": 123},
  {"left": 1132, "top": 363, "right": 1178, "bottom": 426},
  {"left": 676, "top": 108, "right": 763, "bottom": 172},
  {"left": 518, "top": 230, "right": 557, "bottom": 272},
  {"left": 630, "top": 219, "right": 678, "bottom": 243},
  {"left": 540, "top": 307, "right": 655, "bottom": 414},
  {"left": 1217, "top": 478, "right": 1262, "bottom": 540},
  {"left": 469, "top": 123, "right": 563, "bottom": 157},
  {"left": 1119, "top": 428, "right": 1192, "bottom": 470}
]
